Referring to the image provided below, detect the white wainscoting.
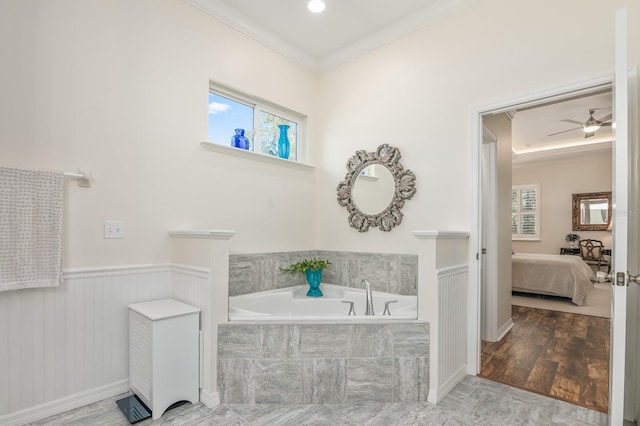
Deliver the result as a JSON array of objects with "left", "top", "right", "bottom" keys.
[
  {"left": 437, "top": 265, "right": 469, "bottom": 398},
  {"left": 0, "top": 265, "right": 176, "bottom": 426}
]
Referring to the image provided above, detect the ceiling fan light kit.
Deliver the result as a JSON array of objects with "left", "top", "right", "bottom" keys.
[
  {"left": 583, "top": 110, "right": 603, "bottom": 133},
  {"left": 548, "top": 108, "right": 613, "bottom": 139}
]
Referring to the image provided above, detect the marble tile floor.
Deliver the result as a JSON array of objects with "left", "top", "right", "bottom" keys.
[{"left": 28, "top": 376, "right": 608, "bottom": 426}]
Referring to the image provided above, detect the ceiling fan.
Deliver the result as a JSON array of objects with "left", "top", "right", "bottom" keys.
[{"left": 548, "top": 108, "right": 613, "bottom": 138}]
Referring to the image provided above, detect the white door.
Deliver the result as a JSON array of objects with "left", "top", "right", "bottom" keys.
[
  {"left": 481, "top": 129, "right": 498, "bottom": 341},
  {"left": 610, "top": 7, "right": 639, "bottom": 425}
]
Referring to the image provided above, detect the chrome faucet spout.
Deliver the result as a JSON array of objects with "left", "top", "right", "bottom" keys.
[{"left": 362, "top": 279, "right": 374, "bottom": 316}]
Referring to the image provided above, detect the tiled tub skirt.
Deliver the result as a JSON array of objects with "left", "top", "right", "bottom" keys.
[{"left": 218, "top": 321, "right": 429, "bottom": 404}]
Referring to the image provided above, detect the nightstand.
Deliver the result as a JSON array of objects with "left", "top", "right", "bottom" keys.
[{"left": 560, "top": 247, "right": 580, "bottom": 255}]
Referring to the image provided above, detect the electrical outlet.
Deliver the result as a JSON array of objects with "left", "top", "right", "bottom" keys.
[{"left": 104, "top": 220, "right": 124, "bottom": 239}]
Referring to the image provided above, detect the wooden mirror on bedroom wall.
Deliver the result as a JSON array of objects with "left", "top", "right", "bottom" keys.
[{"left": 572, "top": 191, "right": 612, "bottom": 231}]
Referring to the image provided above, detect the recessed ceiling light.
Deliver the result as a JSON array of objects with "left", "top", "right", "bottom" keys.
[{"left": 308, "top": 0, "right": 326, "bottom": 13}]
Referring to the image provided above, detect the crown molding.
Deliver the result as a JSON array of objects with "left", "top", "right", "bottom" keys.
[
  {"left": 184, "top": 0, "right": 319, "bottom": 71},
  {"left": 318, "top": 0, "right": 479, "bottom": 72},
  {"left": 184, "top": 0, "right": 479, "bottom": 73}
]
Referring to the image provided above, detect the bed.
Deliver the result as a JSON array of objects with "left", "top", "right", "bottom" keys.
[{"left": 512, "top": 253, "right": 596, "bottom": 305}]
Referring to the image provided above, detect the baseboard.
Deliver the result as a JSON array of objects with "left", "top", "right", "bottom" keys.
[
  {"left": 0, "top": 379, "right": 129, "bottom": 426},
  {"left": 427, "top": 389, "right": 438, "bottom": 404},
  {"left": 435, "top": 365, "right": 468, "bottom": 404},
  {"left": 496, "top": 318, "right": 514, "bottom": 341},
  {"left": 199, "top": 389, "right": 220, "bottom": 408}
]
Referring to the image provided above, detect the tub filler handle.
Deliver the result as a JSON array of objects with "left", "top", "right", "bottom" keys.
[
  {"left": 383, "top": 300, "right": 398, "bottom": 316},
  {"left": 341, "top": 300, "right": 356, "bottom": 316}
]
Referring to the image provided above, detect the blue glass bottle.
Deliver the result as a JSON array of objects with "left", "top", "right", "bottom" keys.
[
  {"left": 277, "top": 124, "right": 290, "bottom": 159},
  {"left": 231, "top": 128, "right": 249, "bottom": 150}
]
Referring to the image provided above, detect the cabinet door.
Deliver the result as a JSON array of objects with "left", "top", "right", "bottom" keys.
[{"left": 129, "top": 311, "right": 153, "bottom": 408}]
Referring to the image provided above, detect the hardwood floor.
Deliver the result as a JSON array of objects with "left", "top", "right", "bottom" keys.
[{"left": 479, "top": 305, "right": 610, "bottom": 413}]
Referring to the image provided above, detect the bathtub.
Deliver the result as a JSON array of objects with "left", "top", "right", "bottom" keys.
[{"left": 229, "top": 284, "right": 417, "bottom": 320}]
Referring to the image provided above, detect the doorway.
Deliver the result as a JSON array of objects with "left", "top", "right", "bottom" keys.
[{"left": 472, "top": 78, "right": 614, "bottom": 412}]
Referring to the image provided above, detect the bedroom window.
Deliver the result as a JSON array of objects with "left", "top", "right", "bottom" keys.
[
  {"left": 512, "top": 184, "right": 540, "bottom": 240},
  {"left": 207, "top": 85, "right": 304, "bottom": 162}
]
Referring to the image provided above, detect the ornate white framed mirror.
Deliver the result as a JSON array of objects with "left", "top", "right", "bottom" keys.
[{"left": 337, "top": 144, "right": 416, "bottom": 232}]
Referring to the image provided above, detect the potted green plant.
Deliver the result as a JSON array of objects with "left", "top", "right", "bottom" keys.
[
  {"left": 566, "top": 233, "right": 581, "bottom": 248},
  {"left": 280, "top": 258, "right": 332, "bottom": 297}
]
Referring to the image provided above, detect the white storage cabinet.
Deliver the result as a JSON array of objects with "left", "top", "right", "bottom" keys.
[{"left": 128, "top": 299, "right": 200, "bottom": 420}]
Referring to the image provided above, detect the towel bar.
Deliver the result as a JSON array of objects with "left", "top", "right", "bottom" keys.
[{"left": 64, "top": 170, "right": 91, "bottom": 187}]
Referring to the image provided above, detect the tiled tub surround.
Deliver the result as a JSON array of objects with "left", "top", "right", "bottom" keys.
[
  {"left": 229, "top": 284, "right": 417, "bottom": 320},
  {"left": 229, "top": 250, "right": 418, "bottom": 297},
  {"left": 217, "top": 321, "right": 429, "bottom": 404}
]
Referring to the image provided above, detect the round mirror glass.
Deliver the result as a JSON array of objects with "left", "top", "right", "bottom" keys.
[
  {"left": 336, "top": 144, "right": 416, "bottom": 232},
  {"left": 351, "top": 164, "right": 395, "bottom": 215}
]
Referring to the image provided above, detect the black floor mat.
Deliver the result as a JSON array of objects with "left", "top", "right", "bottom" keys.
[{"left": 116, "top": 394, "right": 151, "bottom": 424}]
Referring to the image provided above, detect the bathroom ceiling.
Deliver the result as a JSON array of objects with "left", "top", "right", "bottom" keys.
[
  {"left": 184, "top": 0, "right": 479, "bottom": 72},
  {"left": 184, "top": 0, "right": 613, "bottom": 158}
]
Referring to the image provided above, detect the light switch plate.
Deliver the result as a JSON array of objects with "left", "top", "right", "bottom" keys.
[{"left": 104, "top": 220, "right": 124, "bottom": 238}]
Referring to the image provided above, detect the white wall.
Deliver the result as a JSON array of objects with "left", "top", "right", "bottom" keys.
[
  {"left": 0, "top": 0, "right": 319, "bottom": 268},
  {"left": 316, "top": 0, "right": 639, "bottom": 252},
  {"left": 512, "top": 150, "right": 613, "bottom": 254}
]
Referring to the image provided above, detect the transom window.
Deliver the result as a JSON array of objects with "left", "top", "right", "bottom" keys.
[
  {"left": 207, "top": 86, "right": 303, "bottom": 161},
  {"left": 512, "top": 184, "right": 540, "bottom": 240}
]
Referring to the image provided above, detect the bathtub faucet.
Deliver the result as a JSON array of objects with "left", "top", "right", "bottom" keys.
[{"left": 362, "top": 279, "right": 374, "bottom": 315}]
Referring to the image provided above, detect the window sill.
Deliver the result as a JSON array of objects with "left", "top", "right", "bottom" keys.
[
  {"left": 200, "top": 142, "right": 314, "bottom": 170},
  {"left": 512, "top": 237, "right": 541, "bottom": 242}
]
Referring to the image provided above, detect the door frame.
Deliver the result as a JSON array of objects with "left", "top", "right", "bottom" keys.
[{"left": 467, "top": 74, "right": 614, "bottom": 375}]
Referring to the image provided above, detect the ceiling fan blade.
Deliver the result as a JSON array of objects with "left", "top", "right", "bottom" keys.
[
  {"left": 598, "top": 113, "right": 612, "bottom": 122},
  {"left": 560, "top": 119, "right": 584, "bottom": 125},
  {"left": 584, "top": 132, "right": 595, "bottom": 138},
  {"left": 548, "top": 126, "right": 581, "bottom": 136},
  {"left": 600, "top": 122, "right": 613, "bottom": 127}
]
